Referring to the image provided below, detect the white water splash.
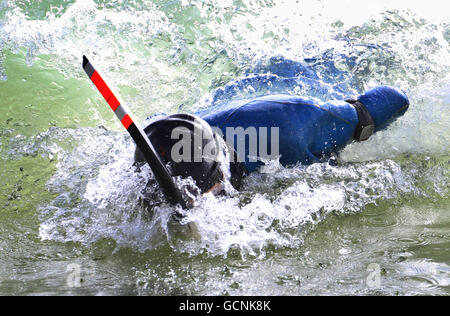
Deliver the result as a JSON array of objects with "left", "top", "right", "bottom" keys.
[
  {"left": 35, "top": 126, "right": 429, "bottom": 257},
  {"left": 0, "top": 0, "right": 444, "bottom": 257}
]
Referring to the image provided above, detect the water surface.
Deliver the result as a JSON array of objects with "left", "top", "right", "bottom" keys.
[{"left": 0, "top": 0, "right": 449, "bottom": 295}]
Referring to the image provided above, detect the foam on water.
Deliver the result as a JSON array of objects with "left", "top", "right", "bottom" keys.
[
  {"left": 0, "top": 0, "right": 450, "bottom": 256},
  {"left": 1, "top": 0, "right": 448, "bottom": 111},
  {"left": 0, "top": 0, "right": 449, "bottom": 296},
  {"left": 26, "top": 124, "right": 444, "bottom": 257},
  {"left": 0, "top": 0, "right": 448, "bottom": 259}
]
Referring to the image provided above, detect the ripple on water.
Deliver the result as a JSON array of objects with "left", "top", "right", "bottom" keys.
[
  {"left": 25, "top": 125, "right": 444, "bottom": 258},
  {"left": 397, "top": 259, "right": 450, "bottom": 290}
]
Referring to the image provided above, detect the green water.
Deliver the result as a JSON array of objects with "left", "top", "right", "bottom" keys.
[{"left": 0, "top": 0, "right": 449, "bottom": 295}]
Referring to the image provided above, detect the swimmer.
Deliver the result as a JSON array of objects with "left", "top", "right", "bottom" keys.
[{"left": 83, "top": 56, "right": 409, "bottom": 209}]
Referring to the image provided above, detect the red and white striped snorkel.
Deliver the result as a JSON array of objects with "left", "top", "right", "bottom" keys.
[{"left": 82, "top": 56, "right": 186, "bottom": 208}]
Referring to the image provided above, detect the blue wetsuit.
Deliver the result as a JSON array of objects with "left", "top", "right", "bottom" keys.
[
  {"left": 199, "top": 95, "right": 357, "bottom": 172},
  {"left": 136, "top": 55, "right": 410, "bottom": 202},
  {"left": 197, "top": 57, "right": 409, "bottom": 173}
]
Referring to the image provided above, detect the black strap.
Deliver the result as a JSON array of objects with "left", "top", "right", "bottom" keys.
[{"left": 345, "top": 99, "right": 375, "bottom": 142}]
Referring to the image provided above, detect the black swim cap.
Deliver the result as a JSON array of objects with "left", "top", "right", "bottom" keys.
[{"left": 134, "top": 114, "right": 224, "bottom": 193}]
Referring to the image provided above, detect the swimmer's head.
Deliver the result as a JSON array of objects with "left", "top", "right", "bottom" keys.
[{"left": 135, "top": 114, "right": 224, "bottom": 193}]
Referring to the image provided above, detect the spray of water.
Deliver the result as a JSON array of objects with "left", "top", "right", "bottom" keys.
[{"left": 0, "top": 0, "right": 448, "bottom": 258}]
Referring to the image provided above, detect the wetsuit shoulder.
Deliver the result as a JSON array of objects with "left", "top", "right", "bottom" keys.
[
  {"left": 318, "top": 100, "right": 359, "bottom": 127},
  {"left": 199, "top": 94, "right": 324, "bottom": 129},
  {"left": 308, "top": 100, "right": 359, "bottom": 157}
]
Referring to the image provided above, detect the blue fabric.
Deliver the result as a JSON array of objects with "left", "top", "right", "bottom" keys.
[
  {"left": 195, "top": 54, "right": 409, "bottom": 172},
  {"left": 358, "top": 85, "right": 409, "bottom": 131},
  {"left": 199, "top": 95, "right": 359, "bottom": 172},
  {"left": 134, "top": 53, "right": 406, "bottom": 173},
  {"left": 199, "top": 84, "right": 409, "bottom": 172},
  {"left": 137, "top": 49, "right": 411, "bottom": 183}
]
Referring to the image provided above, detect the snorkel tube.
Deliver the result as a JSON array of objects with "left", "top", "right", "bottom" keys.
[{"left": 82, "top": 56, "right": 187, "bottom": 209}]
